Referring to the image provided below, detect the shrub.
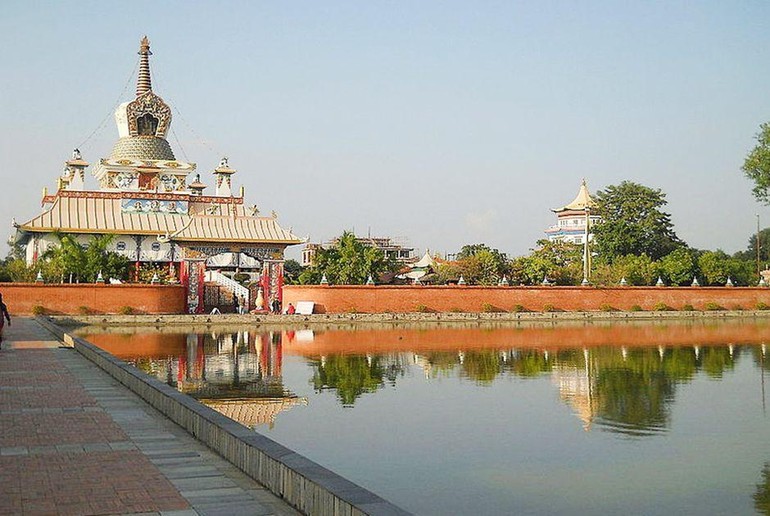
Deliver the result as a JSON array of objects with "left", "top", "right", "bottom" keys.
[
  {"left": 31, "top": 305, "right": 46, "bottom": 315},
  {"left": 599, "top": 303, "right": 618, "bottom": 312},
  {"left": 415, "top": 304, "right": 430, "bottom": 313},
  {"left": 757, "top": 301, "right": 770, "bottom": 311},
  {"left": 510, "top": 304, "right": 528, "bottom": 313},
  {"left": 118, "top": 306, "right": 135, "bottom": 315},
  {"left": 703, "top": 302, "right": 725, "bottom": 311},
  {"left": 77, "top": 306, "right": 91, "bottom": 315},
  {"left": 629, "top": 305, "right": 643, "bottom": 312},
  {"left": 653, "top": 302, "right": 674, "bottom": 311},
  {"left": 542, "top": 304, "right": 559, "bottom": 313},
  {"left": 681, "top": 304, "right": 695, "bottom": 312},
  {"left": 729, "top": 304, "right": 744, "bottom": 311},
  {"left": 481, "top": 303, "right": 503, "bottom": 313},
  {"left": 449, "top": 307, "right": 464, "bottom": 313}
]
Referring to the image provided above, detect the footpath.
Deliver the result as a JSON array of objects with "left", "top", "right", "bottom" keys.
[{"left": 0, "top": 317, "right": 299, "bottom": 516}]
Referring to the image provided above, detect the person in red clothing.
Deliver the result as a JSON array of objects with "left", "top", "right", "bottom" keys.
[{"left": 286, "top": 303, "right": 296, "bottom": 315}]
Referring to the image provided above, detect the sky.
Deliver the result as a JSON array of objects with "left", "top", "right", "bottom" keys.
[{"left": 2, "top": 1, "right": 770, "bottom": 260}]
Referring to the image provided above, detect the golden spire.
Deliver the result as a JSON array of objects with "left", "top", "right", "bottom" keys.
[{"left": 136, "top": 36, "right": 153, "bottom": 97}]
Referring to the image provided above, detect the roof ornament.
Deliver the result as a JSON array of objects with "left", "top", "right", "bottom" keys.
[
  {"left": 247, "top": 205, "right": 260, "bottom": 216},
  {"left": 219, "top": 157, "right": 229, "bottom": 168},
  {"left": 271, "top": 210, "right": 278, "bottom": 219},
  {"left": 72, "top": 148, "right": 81, "bottom": 160}
]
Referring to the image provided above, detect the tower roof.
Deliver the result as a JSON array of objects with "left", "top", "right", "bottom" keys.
[
  {"left": 552, "top": 179, "right": 597, "bottom": 213},
  {"left": 111, "top": 37, "right": 174, "bottom": 161}
]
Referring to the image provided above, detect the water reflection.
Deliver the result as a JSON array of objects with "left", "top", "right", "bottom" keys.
[
  {"left": 123, "top": 330, "right": 307, "bottom": 429},
  {"left": 756, "top": 463, "right": 770, "bottom": 515},
  {"left": 81, "top": 320, "right": 767, "bottom": 437}
]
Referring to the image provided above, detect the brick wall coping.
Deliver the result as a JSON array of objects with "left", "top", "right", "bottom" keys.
[
  {"left": 36, "top": 316, "right": 411, "bottom": 516},
  {"left": 50, "top": 309, "right": 770, "bottom": 329}
]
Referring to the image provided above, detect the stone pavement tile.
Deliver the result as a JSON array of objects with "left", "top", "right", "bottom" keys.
[
  {"left": 172, "top": 475, "right": 239, "bottom": 491},
  {"left": 0, "top": 447, "right": 189, "bottom": 515},
  {"left": 0, "top": 411, "right": 128, "bottom": 447},
  {"left": 194, "top": 501, "right": 273, "bottom": 516},
  {"left": 0, "top": 446, "right": 28, "bottom": 456}
]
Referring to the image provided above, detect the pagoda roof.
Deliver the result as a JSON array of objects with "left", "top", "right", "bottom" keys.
[
  {"left": 552, "top": 180, "right": 597, "bottom": 213},
  {"left": 17, "top": 192, "right": 301, "bottom": 245},
  {"left": 200, "top": 397, "right": 308, "bottom": 428},
  {"left": 412, "top": 250, "right": 435, "bottom": 269}
]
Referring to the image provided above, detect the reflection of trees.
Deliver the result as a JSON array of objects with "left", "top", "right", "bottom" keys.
[
  {"left": 592, "top": 354, "right": 674, "bottom": 436},
  {"left": 505, "top": 350, "right": 552, "bottom": 378},
  {"left": 552, "top": 347, "right": 706, "bottom": 436},
  {"left": 461, "top": 351, "right": 502, "bottom": 384},
  {"left": 311, "top": 355, "right": 393, "bottom": 406},
  {"left": 755, "top": 463, "right": 770, "bottom": 515},
  {"left": 699, "top": 346, "right": 735, "bottom": 378}
]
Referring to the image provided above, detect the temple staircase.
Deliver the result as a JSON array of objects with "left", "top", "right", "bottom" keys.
[{"left": 204, "top": 270, "right": 250, "bottom": 311}]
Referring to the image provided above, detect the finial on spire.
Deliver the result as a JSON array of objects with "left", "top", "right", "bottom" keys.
[
  {"left": 136, "top": 36, "right": 153, "bottom": 97},
  {"left": 139, "top": 36, "right": 151, "bottom": 55}
]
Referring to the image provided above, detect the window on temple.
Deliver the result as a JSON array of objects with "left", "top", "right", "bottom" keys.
[{"left": 136, "top": 113, "right": 159, "bottom": 136}]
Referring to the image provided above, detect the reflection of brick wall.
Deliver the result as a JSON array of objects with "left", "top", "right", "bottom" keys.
[
  {"left": 283, "top": 285, "right": 770, "bottom": 314},
  {"left": 0, "top": 283, "right": 185, "bottom": 315}
]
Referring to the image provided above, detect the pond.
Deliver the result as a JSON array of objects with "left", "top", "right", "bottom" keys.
[{"left": 79, "top": 319, "right": 770, "bottom": 515}]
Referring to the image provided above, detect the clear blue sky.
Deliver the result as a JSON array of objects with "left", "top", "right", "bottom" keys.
[{"left": 2, "top": 1, "right": 770, "bottom": 259}]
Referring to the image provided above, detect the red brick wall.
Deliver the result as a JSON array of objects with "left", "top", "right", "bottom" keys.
[
  {"left": 283, "top": 285, "right": 770, "bottom": 313},
  {"left": 0, "top": 283, "right": 186, "bottom": 315}
]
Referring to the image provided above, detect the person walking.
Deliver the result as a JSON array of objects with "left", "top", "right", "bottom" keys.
[{"left": 0, "top": 293, "right": 11, "bottom": 348}]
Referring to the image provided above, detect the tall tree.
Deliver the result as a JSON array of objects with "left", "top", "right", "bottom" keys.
[
  {"left": 742, "top": 122, "right": 770, "bottom": 204},
  {"left": 454, "top": 244, "right": 510, "bottom": 285},
  {"left": 737, "top": 227, "right": 770, "bottom": 263},
  {"left": 593, "top": 181, "right": 683, "bottom": 261}
]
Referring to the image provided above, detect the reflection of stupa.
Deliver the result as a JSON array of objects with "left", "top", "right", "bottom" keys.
[
  {"left": 201, "top": 397, "right": 308, "bottom": 430},
  {"left": 551, "top": 349, "right": 598, "bottom": 431}
]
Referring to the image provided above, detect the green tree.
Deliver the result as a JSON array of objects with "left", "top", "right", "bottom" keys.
[
  {"left": 698, "top": 250, "right": 732, "bottom": 286},
  {"left": 745, "top": 227, "right": 770, "bottom": 263},
  {"left": 591, "top": 253, "right": 658, "bottom": 286},
  {"left": 511, "top": 239, "right": 583, "bottom": 285},
  {"left": 299, "top": 231, "right": 398, "bottom": 285},
  {"left": 742, "top": 122, "right": 770, "bottom": 205},
  {"left": 42, "top": 233, "right": 130, "bottom": 283},
  {"left": 454, "top": 244, "right": 509, "bottom": 285},
  {"left": 283, "top": 259, "right": 303, "bottom": 285},
  {"left": 593, "top": 181, "right": 683, "bottom": 261},
  {"left": 658, "top": 247, "right": 698, "bottom": 286}
]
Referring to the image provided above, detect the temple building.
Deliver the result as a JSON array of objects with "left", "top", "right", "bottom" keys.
[
  {"left": 14, "top": 37, "right": 301, "bottom": 312},
  {"left": 544, "top": 180, "right": 601, "bottom": 244}
]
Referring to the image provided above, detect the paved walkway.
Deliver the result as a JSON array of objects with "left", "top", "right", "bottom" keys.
[{"left": 0, "top": 317, "right": 300, "bottom": 516}]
